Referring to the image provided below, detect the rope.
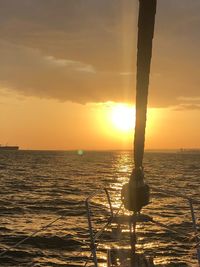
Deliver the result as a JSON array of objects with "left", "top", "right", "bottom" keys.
[
  {"left": 134, "top": 0, "right": 157, "bottom": 171},
  {"left": 0, "top": 215, "right": 65, "bottom": 257}
]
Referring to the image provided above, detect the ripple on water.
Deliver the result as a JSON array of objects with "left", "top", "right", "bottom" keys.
[{"left": 0, "top": 151, "right": 199, "bottom": 266}]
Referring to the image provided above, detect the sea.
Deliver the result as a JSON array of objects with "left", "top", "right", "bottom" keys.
[{"left": 0, "top": 150, "right": 199, "bottom": 267}]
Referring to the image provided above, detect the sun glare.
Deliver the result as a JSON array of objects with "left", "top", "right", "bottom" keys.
[{"left": 110, "top": 104, "right": 135, "bottom": 132}]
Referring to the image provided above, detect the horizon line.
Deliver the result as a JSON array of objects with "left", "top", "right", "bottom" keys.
[{"left": 17, "top": 148, "right": 200, "bottom": 152}]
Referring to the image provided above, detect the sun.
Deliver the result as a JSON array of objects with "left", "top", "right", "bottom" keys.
[{"left": 110, "top": 104, "right": 135, "bottom": 132}]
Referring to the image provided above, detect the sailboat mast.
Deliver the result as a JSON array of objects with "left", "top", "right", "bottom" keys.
[
  {"left": 134, "top": 0, "right": 157, "bottom": 171},
  {"left": 121, "top": 0, "right": 157, "bottom": 213}
]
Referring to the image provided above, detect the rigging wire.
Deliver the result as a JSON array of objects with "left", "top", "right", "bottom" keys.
[{"left": 0, "top": 215, "right": 65, "bottom": 258}]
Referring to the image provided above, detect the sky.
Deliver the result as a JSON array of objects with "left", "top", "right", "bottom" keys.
[{"left": 0, "top": 0, "right": 199, "bottom": 150}]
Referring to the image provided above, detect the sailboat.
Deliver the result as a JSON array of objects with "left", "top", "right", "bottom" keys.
[{"left": 84, "top": 0, "right": 200, "bottom": 266}]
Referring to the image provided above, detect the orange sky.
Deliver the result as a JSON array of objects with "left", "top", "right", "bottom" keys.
[
  {"left": 0, "top": 1, "right": 199, "bottom": 150},
  {"left": 0, "top": 92, "right": 199, "bottom": 150}
]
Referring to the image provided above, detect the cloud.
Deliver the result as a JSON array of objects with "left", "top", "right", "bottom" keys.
[
  {"left": 174, "top": 104, "right": 200, "bottom": 111},
  {"left": 177, "top": 97, "right": 200, "bottom": 102},
  {"left": 0, "top": 0, "right": 199, "bottom": 107},
  {"left": 0, "top": 40, "right": 133, "bottom": 103}
]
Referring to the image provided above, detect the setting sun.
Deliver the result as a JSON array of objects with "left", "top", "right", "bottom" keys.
[{"left": 110, "top": 104, "right": 135, "bottom": 132}]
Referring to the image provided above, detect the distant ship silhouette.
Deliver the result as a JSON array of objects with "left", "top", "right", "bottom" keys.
[{"left": 0, "top": 145, "right": 19, "bottom": 150}]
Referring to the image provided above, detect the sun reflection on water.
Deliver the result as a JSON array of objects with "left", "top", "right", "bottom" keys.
[{"left": 88, "top": 152, "right": 200, "bottom": 267}]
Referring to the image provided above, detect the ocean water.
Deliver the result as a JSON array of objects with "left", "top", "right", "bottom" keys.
[{"left": 0, "top": 150, "right": 199, "bottom": 267}]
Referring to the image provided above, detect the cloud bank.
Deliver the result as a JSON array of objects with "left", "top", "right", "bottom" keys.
[{"left": 0, "top": 0, "right": 199, "bottom": 107}]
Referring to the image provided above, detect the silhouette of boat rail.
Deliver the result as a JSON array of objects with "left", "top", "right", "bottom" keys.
[
  {"left": 0, "top": 186, "right": 199, "bottom": 266},
  {"left": 84, "top": 188, "right": 200, "bottom": 267}
]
